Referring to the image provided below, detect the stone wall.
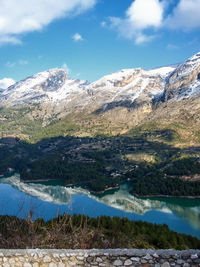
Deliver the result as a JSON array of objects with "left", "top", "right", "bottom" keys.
[{"left": 0, "top": 249, "right": 199, "bottom": 267}]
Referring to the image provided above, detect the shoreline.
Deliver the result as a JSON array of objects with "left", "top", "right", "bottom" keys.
[
  {"left": 21, "top": 178, "right": 120, "bottom": 195},
  {"left": 132, "top": 193, "right": 200, "bottom": 199},
  {"left": 21, "top": 178, "right": 200, "bottom": 198}
]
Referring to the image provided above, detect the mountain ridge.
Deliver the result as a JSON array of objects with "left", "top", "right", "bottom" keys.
[{"left": 0, "top": 52, "right": 200, "bottom": 141}]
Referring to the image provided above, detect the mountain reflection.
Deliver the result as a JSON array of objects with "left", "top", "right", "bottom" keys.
[{"left": 1, "top": 174, "right": 200, "bottom": 231}]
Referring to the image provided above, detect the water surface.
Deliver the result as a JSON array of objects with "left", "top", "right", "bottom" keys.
[{"left": 0, "top": 174, "right": 200, "bottom": 238}]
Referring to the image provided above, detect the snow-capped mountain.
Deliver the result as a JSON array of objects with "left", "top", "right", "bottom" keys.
[
  {"left": 0, "top": 62, "right": 176, "bottom": 109},
  {"left": 164, "top": 52, "right": 200, "bottom": 101},
  {"left": 0, "top": 52, "right": 200, "bottom": 119},
  {"left": 0, "top": 69, "right": 87, "bottom": 106}
]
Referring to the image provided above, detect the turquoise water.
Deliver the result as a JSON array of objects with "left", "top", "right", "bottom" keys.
[{"left": 0, "top": 174, "right": 200, "bottom": 239}]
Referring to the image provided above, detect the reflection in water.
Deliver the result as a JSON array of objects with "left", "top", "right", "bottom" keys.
[
  {"left": 0, "top": 174, "right": 71, "bottom": 205},
  {"left": 1, "top": 174, "right": 200, "bottom": 233}
]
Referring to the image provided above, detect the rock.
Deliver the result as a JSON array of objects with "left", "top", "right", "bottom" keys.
[
  {"left": 141, "top": 259, "right": 147, "bottom": 264},
  {"left": 177, "top": 259, "right": 185, "bottom": 264},
  {"left": 124, "top": 259, "right": 132, "bottom": 265},
  {"left": 96, "top": 257, "right": 103, "bottom": 262},
  {"left": 161, "top": 263, "right": 170, "bottom": 267},
  {"left": 113, "top": 259, "right": 123, "bottom": 266},
  {"left": 76, "top": 256, "right": 84, "bottom": 261},
  {"left": 43, "top": 255, "right": 52, "bottom": 263},
  {"left": 9, "top": 259, "right": 15, "bottom": 264},
  {"left": 131, "top": 257, "right": 140, "bottom": 262},
  {"left": 144, "top": 253, "right": 153, "bottom": 260},
  {"left": 191, "top": 254, "right": 198, "bottom": 259}
]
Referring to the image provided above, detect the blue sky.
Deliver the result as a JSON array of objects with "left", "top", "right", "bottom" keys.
[{"left": 0, "top": 0, "right": 200, "bottom": 85}]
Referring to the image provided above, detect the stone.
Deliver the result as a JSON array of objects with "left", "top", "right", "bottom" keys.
[
  {"left": 96, "top": 257, "right": 103, "bottom": 262},
  {"left": 68, "top": 262, "right": 77, "bottom": 266},
  {"left": 3, "top": 264, "right": 10, "bottom": 267},
  {"left": 144, "top": 254, "right": 153, "bottom": 260},
  {"left": 124, "top": 259, "right": 132, "bottom": 266},
  {"left": 183, "top": 264, "right": 190, "bottom": 267},
  {"left": 155, "top": 264, "right": 160, "bottom": 267},
  {"left": 24, "top": 263, "right": 32, "bottom": 267},
  {"left": 174, "top": 254, "right": 180, "bottom": 259},
  {"left": 76, "top": 256, "right": 84, "bottom": 261},
  {"left": 191, "top": 254, "right": 198, "bottom": 259},
  {"left": 43, "top": 256, "right": 52, "bottom": 263},
  {"left": 176, "top": 259, "right": 185, "bottom": 264},
  {"left": 49, "top": 263, "right": 57, "bottom": 267},
  {"left": 141, "top": 259, "right": 147, "bottom": 264},
  {"left": 113, "top": 259, "right": 123, "bottom": 266},
  {"left": 9, "top": 258, "right": 15, "bottom": 264},
  {"left": 161, "top": 263, "right": 170, "bottom": 267},
  {"left": 33, "top": 264, "right": 39, "bottom": 267},
  {"left": 58, "top": 263, "right": 65, "bottom": 267},
  {"left": 53, "top": 254, "right": 60, "bottom": 258},
  {"left": 131, "top": 257, "right": 140, "bottom": 262}
]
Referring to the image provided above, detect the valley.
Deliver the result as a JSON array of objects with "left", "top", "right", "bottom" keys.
[{"left": 0, "top": 52, "right": 200, "bottom": 197}]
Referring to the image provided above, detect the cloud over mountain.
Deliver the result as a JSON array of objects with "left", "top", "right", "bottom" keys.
[{"left": 109, "top": 0, "right": 200, "bottom": 44}]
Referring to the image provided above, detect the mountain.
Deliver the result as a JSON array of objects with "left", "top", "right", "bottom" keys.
[
  {"left": 1, "top": 52, "right": 200, "bottom": 197},
  {"left": 0, "top": 52, "right": 200, "bottom": 140},
  {"left": 0, "top": 65, "right": 176, "bottom": 109}
]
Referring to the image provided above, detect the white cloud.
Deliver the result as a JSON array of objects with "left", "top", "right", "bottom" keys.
[
  {"left": 72, "top": 33, "right": 83, "bottom": 42},
  {"left": 101, "top": 21, "right": 106, "bottom": 27},
  {"left": 6, "top": 60, "right": 28, "bottom": 68},
  {"left": 0, "top": 78, "right": 15, "bottom": 89},
  {"left": 126, "top": 0, "right": 164, "bottom": 29},
  {"left": 135, "top": 34, "right": 155, "bottom": 45},
  {"left": 165, "top": 0, "right": 200, "bottom": 30},
  {"left": 109, "top": 0, "right": 200, "bottom": 45},
  {"left": 61, "top": 63, "right": 71, "bottom": 74},
  {"left": 109, "top": 0, "right": 164, "bottom": 44},
  {"left": 6, "top": 61, "right": 16, "bottom": 68},
  {"left": 19, "top": 60, "right": 28, "bottom": 65},
  {"left": 0, "top": 35, "right": 22, "bottom": 45},
  {"left": 0, "top": 0, "right": 96, "bottom": 45},
  {"left": 167, "top": 44, "right": 179, "bottom": 50}
]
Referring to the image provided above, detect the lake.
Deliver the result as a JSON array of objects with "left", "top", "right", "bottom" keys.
[{"left": 0, "top": 174, "right": 200, "bottom": 239}]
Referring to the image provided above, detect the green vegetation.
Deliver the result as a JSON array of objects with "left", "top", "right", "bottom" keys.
[
  {"left": 0, "top": 214, "right": 199, "bottom": 249},
  {"left": 128, "top": 158, "right": 200, "bottom": 197},
  {"left": 1, "top": 106, "right": 200, "bottom": 196},
  {"left": 1, "top": 128, "right": 200, "bottom": 195},
  {"left": 20, "top": 151, "right": 121, "bottom": 192}
]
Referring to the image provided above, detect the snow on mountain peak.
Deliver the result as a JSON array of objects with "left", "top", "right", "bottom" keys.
[{"left": 0, "top": 52, "right": 200, "bottom": 108}]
